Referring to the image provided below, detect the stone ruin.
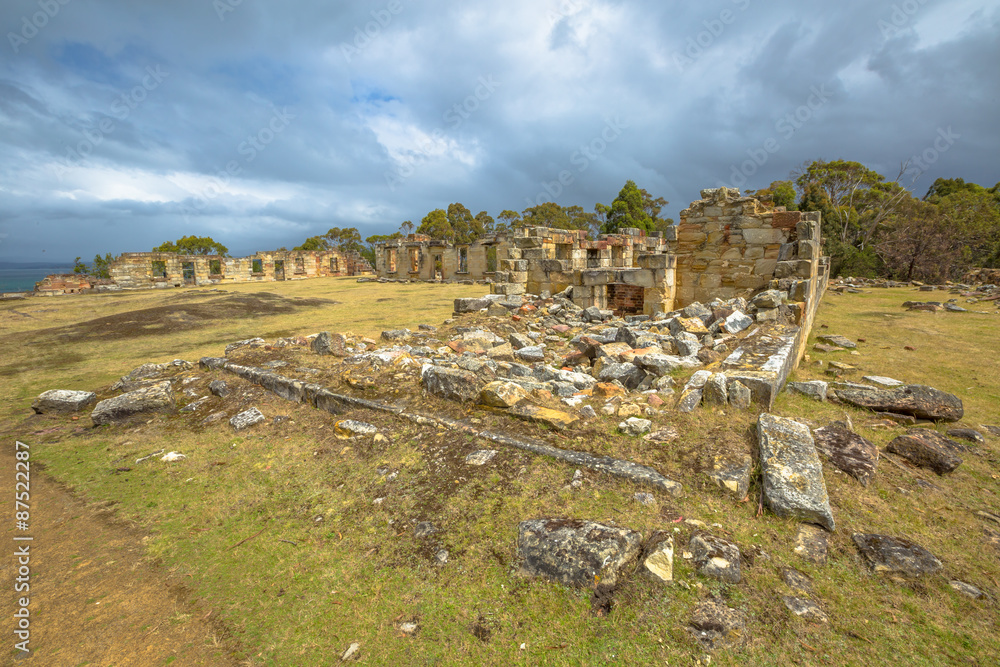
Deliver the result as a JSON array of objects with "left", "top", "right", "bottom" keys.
[{"left": 33, "top": 248, "right": 374, "bottom": 295}]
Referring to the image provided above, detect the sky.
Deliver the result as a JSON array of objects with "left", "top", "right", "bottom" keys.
[{"left": 0, "top": 0, "right": 998, "bottom": 262}]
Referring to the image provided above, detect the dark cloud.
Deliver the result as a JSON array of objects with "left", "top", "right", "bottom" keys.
[{"left": 0, "top": 0, "right": 997, "bottom": 261}]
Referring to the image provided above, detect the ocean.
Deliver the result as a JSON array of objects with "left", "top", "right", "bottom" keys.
[{"left": 0, "top": 266, "right": 74, "bottom": 293}]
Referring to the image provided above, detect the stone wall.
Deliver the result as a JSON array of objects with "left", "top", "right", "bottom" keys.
[
  {"left": 374, "top": 235, "right": 500, "bottom": 282},
  {"left": 106, "top": 249, "right": 372, "bottom": 290}
]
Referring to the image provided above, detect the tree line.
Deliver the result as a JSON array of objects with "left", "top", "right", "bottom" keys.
[{"left": 750, "top": 160, "right": 1000, "bottom": 281}]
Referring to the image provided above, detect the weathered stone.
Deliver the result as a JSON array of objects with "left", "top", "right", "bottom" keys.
[
  {"left": 507, "top": 404, "right": 579, "bottom": 430},
  {"left": 674, "top": 331, "right": 702, "bottom": 357},
  {"left": 517, "top": 519, "right": 642, "bottom": 587},
  {"left": 781, "top": 567, "right": 814, "bottom": 595},
  {"left": 642, "top": 533, "right": 674, "bottom": 583},
  {"left": 852, "top": 534, "right": 943, "bottom": 577},
  {"left": 509, "top": 332, "right": 533, "bottom": 350},
  {"left": 812, "top": 422, "right": 879, "bottom": 486},
  {"left": 479, "top": 381, "right": 530, "bottom": 408},
  {"left": 757, "top": 413, "right": 835, "bottom": 531},
  {"left": 225, "top": 338, "right": 265, "bottom": 356},
  {"left": 752, "top": 289, "right": 785, "bottom": 308},
  {"left": 689, "top": 599, "right": 748, "bottom": 651},
  {"left": 422, "top": 365, "right": 481, "bottom": 402},
  {"left": 946, "top": 428, "right": 984, "bottom": 444},
  {"left": 311, "top": 331, "right": 348, "bottom": 356},
  {"left": 32, "top": 389, "right": 97, "bottom": 414},
  {"left": 208, "top": 380, "right": 230, "bottom": 398},
  {"left": 229, "top": 407, "right": 266, "bottom": 431},
  {"left": 787, "top": 380, "right": 827, "bottom": 401},
  {"left": 782, "top": 596, "right": 828, "bottom": 623},
  {"left": 706, "top": 453, "right": 752, "bottom": 498},
  {"left": 91, "top": 381, "right": 176, "bottom": 425},
  {"left": 634, "top": 353, "right": 688, "bottom": 377},
  {"left": 643, "top": 426, "right": 680, "bottom": 443},
  {"left": 886, "top": 429, "right": 963, "bottom": 474},
  {"left": 486, "top": 342, "right": 514, "bottom": 361},
  {"left": 690, "top": 533, "right": 741, "bottom": 583},
  {"left": 728, "top": 380, "right": 752, "bottom": 409},
  {"left": 950, "top": 580, "right": 985, "bottom": 599},
  {"left": 619, "top": 417, "right": 652, "bottom": 436},
  {"left": 617, "top": 403, "right": 642, "bottom": 418},
  {"left": 454, "top": 297, "right": 491, "bottom": 313},
  {"left": 595, "top": 362, "right": 645, "bottom": 390},
  {"left": 465, "top": 449, "right": 498, "bottom": 466},
  {"left": 816, "top": 334, "right": 856, "bottom": 349},
  {"left": 514, "top": 345, "right": 545, "bottom": 363},
  {"left": 793, "top": 524, "right": 828, "bottom": 564},
  {"left": 335, "top": 419, "right": 378, "bottom": 437},
  {"left": 380, "top": 328, "right": 411, "bottom": 342},
  {"left": 703, "top": 372, "right": 728, "bottom": 405},
  {"left": 863, "top": 375, "right": 904, "bottom": 387},
  {"left": 721, "top": 310, "right": 753, "bottom": 334},
  {"left": 834, "top": 384, "right": 963, "bottom": 422}
]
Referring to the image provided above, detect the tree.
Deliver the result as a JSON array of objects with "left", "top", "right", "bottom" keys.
[
  {"left": 748, "top": 181, "right": 798, "bottom": 210},
  {"left": 447, "top": 203, "right": 482, "bottom": 244},
  {"left": 322, "top": 227, "right": 364, "bottom": 255},
  {"left": 497, "top": 209, "right": 521, "bottom": 232},
  {"left": 153, "top": 235, "right": 229, "bottom": 256},
  {"left": 638, "top": 188, "right": 668, "bottom": 223},
  {"left": 475, "top": 210, "right": 495, "bottom": 235},
  {"left": 72, "top": 257, "right": 88, "bottom": 274},
  {"left": 363, "top": 232, "right": 402, "bottom": 266},
  {"left": 416, "top": 209, "right": 452, "bottom": 240},
  {"left": 400, "top": 220, "right": 414, "bottom": 235},
  {"left": 602, "top": 180, "right": 654, "bottom": 233},
  {"left": 522, "top": 202, "right": 570, "bottom": 229},
  {"left": 294, "top": 236, "right": 328, "bottom": 251}
]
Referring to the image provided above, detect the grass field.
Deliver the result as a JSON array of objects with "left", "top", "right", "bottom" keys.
[{"left": 2, "top": 279, "right": 999, "bottom": 665}]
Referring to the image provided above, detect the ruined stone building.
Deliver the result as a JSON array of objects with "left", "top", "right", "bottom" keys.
[
  {"left": 373, "top": 234, "right": 502, "bottom": 282},
  {"left": 34, "top": 249, "right": 373, "bottom": 294}
]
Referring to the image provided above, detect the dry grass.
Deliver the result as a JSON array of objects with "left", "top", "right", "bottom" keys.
[{"left": 3, "top": 282, "right": 1000, "bottom": 665}]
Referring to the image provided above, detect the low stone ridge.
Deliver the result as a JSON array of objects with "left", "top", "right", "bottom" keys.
[
  {"left": 32, "top": 389, "right": 97, "bottom": 414},
  {"left": 516, "top": 519, "right": 642, "bottom": 587},
  {"left": 833, "top": 384, "right": 963, "bottom": 422},
  {"left": 886, "top": 429, "right": 964, "bottom": 474},
  {"left": 812, "top": 421, "right": 879, "bottom": 486},
  {"left": 757, "top": 413, "right": 835, "bottom": 531},
  {"left": 852, "top": 534, "right": 943, "bottom": 577},
  {"left": 689, "top": 598, "right": 748, "bottom": 650},
  {"left": 690, "top": 533, "right": 742, "bottom": 583},
  {"left": 91, "top": 381, "right": 176, "bottom": 425}
]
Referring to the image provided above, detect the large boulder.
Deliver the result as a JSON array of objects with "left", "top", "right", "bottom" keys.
[
  {"left": 757, "top": 413, "right": 835, "bottom": 531},
  {"left": 421, "top": 365, "right": 481, "bottom": 402},
  {"left": 833, "top": 384, "right": 963, "bottom": 422},
  {"left": 852, "top": 534, "right": 943, "bottom": 577},
  {"left": 516, "top": 519, "right": 642, "bottom": 587},
  {"left": 812, "top": 422, "right": 879, "bottom": 487},
  {"left": 91, "top": 381, "right": 176, "bottom": 425},
  {"left": 886, "top": 429, "right": 963, "bottom": 474},
  {"left": 32, "top": 390, "right": 97, "bottom": 414}
]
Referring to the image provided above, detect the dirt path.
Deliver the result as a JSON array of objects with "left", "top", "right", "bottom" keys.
[{"left": 1, "top": 443, "right": 240, "bottom": 666}]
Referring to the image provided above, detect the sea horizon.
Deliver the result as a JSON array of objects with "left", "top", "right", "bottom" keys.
[{"left": 0, "top": 265, "right": 75, "bottom": 293}]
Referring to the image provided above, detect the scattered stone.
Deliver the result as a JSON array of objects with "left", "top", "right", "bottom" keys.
[
  {"left": 91, "top": 381, "right": 176, "bottom": 426},
  {"left": 435, "top": 549, "right": 449, "bottom": 564},
  {"left": 507, "top": 404, "right": 579, "bottom": 430},
  {"left": 787, "top": 380, "right": 827, "bottom": 401},
  {"left": 752, "top": 289, "right": 785, "bottom": 309},
  {"left": 225, "top": 338, "right": 265, "bottom": 356},
  {"left": 422, "top": 365, "right": 482, "bottom": 402},
  {"left": 32, "top": 389, "right": 97, "bottom": 414},
  {"left": 619, "top": 417, "right": 652, "bottom": 436},
  {"left": 208, "top": 380, "right": 230, "bottom": 398},
  {"left": 816, "top": 334, "right": 857, "bottom": 349},
  {"left": 825, "top": 361, "right": 858, "bottom": 376},
  {"left": 634, "top": 492, "right": 656, "bottom": 506},
  {"left": 834, "top": 384, "right": 964, "bottom": 422},
  {"left": 703, "top": 373, "right": 728, "bottom": 405},
  {"left": 728, "top": 380, "right": 752, "bottom": 409},
  {"left": 230, "top": 407, "right": 266, "bottom": 431},
  {"left": 465, "top": 449, "right": 498, "bottom": 466},
  {"left": 479, "top": 381, "right": 530, "bottom": 408},
  {"left": 852, "top": 534, "right": 943, "bottom": 577},
  {"left": 812, "top": 422, "right": 879, "bottom": 487},
  {"left": 579, "top": 405, "right": 597, "bottom": 419},
  {"left": 689, "top": 599, "right": 748, "bottom": 651},
  {"left": 179, "top": 396, "right": 210, "bottom": 413},
  {"left": 414, "top": 522, "right": 438, "bottom": 538},
  {"left": 690, "top": 533, "right": 741, "bottom": 583},
  {"left": 509, "top": 332, "right": 533, "bottom": 350},
  {"left": 311, "top": 331, "right": 348, "bottom": 356},
  {"left": 454, "top": 297, "right": 493, "bottom": 313},
  {"left": 644, "top": 426, "right": 680, "bottom": 443},
  {"left": 886, "top": 429, "right": 963, "bottom": 474},
  {"left": 706, "top": 453, "right": 752, "bottom": 499},
  {"left": 980, "top": 424, "right": 1000, "bottom": 437},
  {"left": 617, "top": 403, "right": 642, "bottom": 418},
  {"left": 642, "top": 533, "right": 674, "bottom": 583},
  {"left": 721, "top": 310, "right": 753, "bottom": 334},
  {"left": 757, "top": 413, "right": 835, "bottom": 531},
  {"left": 335, "top": 420, "right": 377, "bottom": 437},
  {"left": 399, "top": 621, "right": 419, "bottom": 635},
  {"left": 160, "top": 451, "right": 187, "bottom": 462},
  {"left": 780, "top": 567, "right": 814, "bottom": 595},
  {"left": 949, "top": 580, "right": 985, "bottom": 599},
  {"left": 516, "top": 519, "right": 642, "bottom": 587},
  {"left": 380, "top": 329, "right": 411, "bottom": 342},
  {"left": 794, "top": 524, "right": 828, "bottom": 564},
  {"left": 341, "top": 642, "right": 360, "bottom": 661},
  {"left": 514, "top": 346, "right": 545, "bottom": 363},
  {"left": 863, "top": 375, "right": 904, "bottom": 387},
  {"left": 782, "top": 596, "right": 828, "bottom": 623},
  {"left": 947, "top": 428, "right": 984, "bottom": 444},
  {"left": 813, "top": 343, "right": 844, "bottom": 353}
]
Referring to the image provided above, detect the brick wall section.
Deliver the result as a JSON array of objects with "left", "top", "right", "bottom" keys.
[{"left": 607, "top": 283, "right": 645, "bottom": 315}]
